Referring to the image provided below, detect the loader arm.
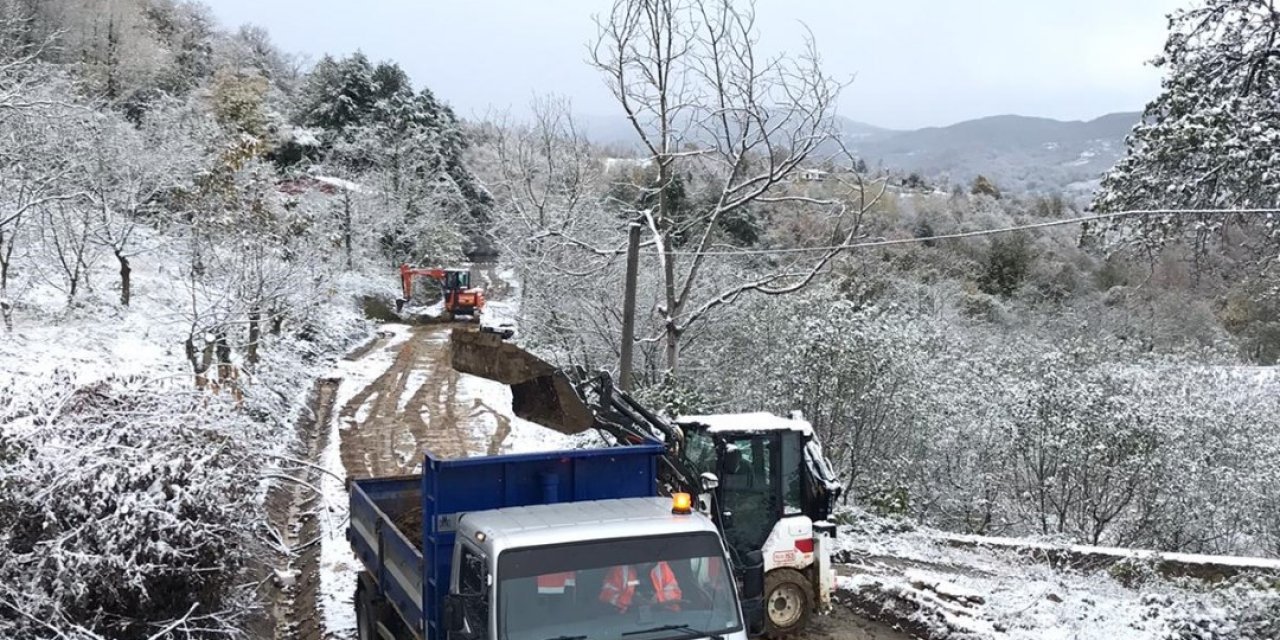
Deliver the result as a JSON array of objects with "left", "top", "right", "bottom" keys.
[{"left": 448, "top": 329, "right": 699, "bottom": 494}]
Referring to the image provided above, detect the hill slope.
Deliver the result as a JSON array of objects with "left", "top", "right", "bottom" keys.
[
  {"left": 578, "top": 111, "right": 1139, "bottom": 196},
  {"left": 841, "top": 112, "right": 1139, "bottom": 195}
]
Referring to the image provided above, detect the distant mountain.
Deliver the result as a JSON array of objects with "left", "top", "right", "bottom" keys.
[
  {"left": 576, "top": 111, "right": 1140, "bottom": 197},
  {"left": 840, "top": 112, "right": 1140, "bottom": 196}
]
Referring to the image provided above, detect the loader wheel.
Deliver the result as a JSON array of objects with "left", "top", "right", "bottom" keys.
[{"left": 763, "top": 568, "right": 814, "bottom": 638}]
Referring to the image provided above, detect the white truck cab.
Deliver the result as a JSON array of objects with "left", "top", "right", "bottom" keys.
[{"left": 448, "top": 496, "right": 749, "bottom": 640}]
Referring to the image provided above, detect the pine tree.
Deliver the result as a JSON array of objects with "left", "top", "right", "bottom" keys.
[{"left": 971, "top": 174, "right": 1001, "bottom": 199}]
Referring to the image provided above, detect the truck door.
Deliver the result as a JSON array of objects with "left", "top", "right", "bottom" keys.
[
  {"left": 717, "top": 434, "right": 780, "bottom": 561},
  {"left": 456, "top": 543, "right": 490, "bottom": 638}
]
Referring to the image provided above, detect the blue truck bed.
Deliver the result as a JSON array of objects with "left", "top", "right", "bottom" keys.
[{"left": 347, "top": 442, "right": 665, "bottom": 640}]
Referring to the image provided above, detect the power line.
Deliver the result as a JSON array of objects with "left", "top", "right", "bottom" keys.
[{"left": 645, "top": 208, "right": 1280, "bottom": 258}]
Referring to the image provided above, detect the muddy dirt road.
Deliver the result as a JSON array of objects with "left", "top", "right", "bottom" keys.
[{"left": 338, "top": 326, "right": 471, "bottom": 478}]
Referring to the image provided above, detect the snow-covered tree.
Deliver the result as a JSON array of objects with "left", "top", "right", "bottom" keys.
[
  {"left": 1095, "top": 0, "right": 1280, "bottom": 261},
  {"left": 80, "top": 102, "right": 206, "bottom": 306}
]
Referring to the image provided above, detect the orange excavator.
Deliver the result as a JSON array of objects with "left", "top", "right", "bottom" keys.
[{"left": 396, "top": 264, "right": 485, "bottom": 321}]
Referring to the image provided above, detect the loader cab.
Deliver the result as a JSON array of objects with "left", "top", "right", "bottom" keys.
[
  {"left": 680, "top": 415, "right": 837, "bottom": 560},
  {"left": 677, "top": 413, "right": 841, "bottom": 636}
]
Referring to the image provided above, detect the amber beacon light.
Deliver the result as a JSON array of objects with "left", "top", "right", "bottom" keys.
[{"left": 671, "top": 492, "right": 693, "bottom": 514}]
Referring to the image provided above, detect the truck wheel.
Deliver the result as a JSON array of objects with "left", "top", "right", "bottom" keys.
[
  {"left": 763, "top": 568, "right": 814, "bottom": 638},
  {"left": 355, "top": 576, "right": 378, "bottom": 640}
]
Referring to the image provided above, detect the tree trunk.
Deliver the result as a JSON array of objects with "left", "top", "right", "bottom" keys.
[
  {"left": 660, "top": 182, "right": 680, "bottom": 373},
  {"left": 270, "top": 309, "right": 284, "bottom": 335},
  {"left": 0, "top": 231, "right": 8, "bottom": 293},
  {"left": 247, "top": 307, "right": 261, "bottom": 366},
  {"left": 184, "top": 336, "right": 195, "bottom": 371},
  {"left": 343, "top": 192, "right": 354, "bottom": 270},
  {"left": 116, "top": 251, "right": 131, "bottom": 307},
  {"left": 0, "top": 256, "right": 10, "bottom": 331}
]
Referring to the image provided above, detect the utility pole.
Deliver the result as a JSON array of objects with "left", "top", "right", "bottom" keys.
[{"left": 619, "top": 223, "right": 641, "bottom": 391}]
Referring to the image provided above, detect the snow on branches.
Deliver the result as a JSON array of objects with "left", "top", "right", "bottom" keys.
[
  {"left": 0, "top": 376, "right": 274, "bottom": 639},
  {"left": 1094, "top": 0, "right": 1280, "bottom": 260}
]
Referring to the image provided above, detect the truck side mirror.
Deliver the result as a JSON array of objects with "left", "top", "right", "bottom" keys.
[
  {"left": 443, "top": 594, "right": 473, "bottom": 639},
  {"left": 699, "top": 472, "right": 720, "bottom": 491}
]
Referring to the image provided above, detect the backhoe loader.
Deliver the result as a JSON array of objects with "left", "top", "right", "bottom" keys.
[{"left": 449, "top": 329, "right": 843, "bottom": 637}]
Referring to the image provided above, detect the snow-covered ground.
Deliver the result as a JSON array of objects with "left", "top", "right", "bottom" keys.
[
  {"left": 0, "top": 239, "right": 388, "bottom": 637},
  {"left": 834, "top": 511, "right": 1280, "bottom": 639},
  {"left": 316, "top": 325, "right": 415, "bottom": 636}
]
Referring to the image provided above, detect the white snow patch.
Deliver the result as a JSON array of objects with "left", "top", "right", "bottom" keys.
[
  {"left": 456, "top": 370, "right": 577, "bottom": 454},
  {"left": 678, "top": 412, "right": 813, "bottom": 436},
  {"left": 314, "top": 175, "right": 365, "bottom": 193},
  {"left": 316, "top": 324, "right": 414, "bottom": 636}
]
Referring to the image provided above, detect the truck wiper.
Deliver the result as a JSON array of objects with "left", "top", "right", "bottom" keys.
[{"left": 622, "top": 624, "right": 723, "bottom": 640}]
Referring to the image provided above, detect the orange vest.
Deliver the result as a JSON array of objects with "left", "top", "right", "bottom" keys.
[
  {"left": 537, "top": 571, "right": 577, "bottom": 594},
  {"left": 598, "top": 563, "right": 682, "bottom": 612}
]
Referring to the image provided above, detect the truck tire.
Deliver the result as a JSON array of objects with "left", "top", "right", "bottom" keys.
[
  {"left": 763, "top": 568, "right": 814, "bottom": 638},
  {"left": 355, "top": 575, "right": 379, "bottom": 640}
]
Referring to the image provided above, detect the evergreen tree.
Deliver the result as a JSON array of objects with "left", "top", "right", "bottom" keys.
[
  {"left": 1094, "top": 0, "right": 1280, "bottom": 257},
  {"left": 971, "top": 174, "right": 1001, "bottom": 199}
]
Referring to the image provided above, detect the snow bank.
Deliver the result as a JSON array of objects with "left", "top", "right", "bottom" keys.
[{"left": 832, "top": 509, "right": 1280, "bottom": 639}]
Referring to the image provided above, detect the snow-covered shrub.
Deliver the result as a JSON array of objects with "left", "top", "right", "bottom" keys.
[
  {"left": 1155, "top": 581, "right": 1280, "bottom": 640},
  {"left": 0, "top": 375, "right": 274, "bottom": 638}
]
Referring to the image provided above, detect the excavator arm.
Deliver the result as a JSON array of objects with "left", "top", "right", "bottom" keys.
[
  {"left": 399, "top": 264, "right": 448, "bottom": 302},
  {"left": 449, "top": 328, "right": 700, "bottom": 494}
]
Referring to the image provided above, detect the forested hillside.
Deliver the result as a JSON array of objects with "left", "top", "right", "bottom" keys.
[{"left": 0, "top": 0, "right": 486, "bottom": 636}]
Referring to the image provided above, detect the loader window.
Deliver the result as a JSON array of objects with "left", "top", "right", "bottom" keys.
[
  {"left": 781, "top": 432, "right": 803, "bottom": 516},
  {"left": 684, "top": 429, "right": 717, "bottom": 475},
  {"left": 720, "top": 436, "right": 777, "bottom": 560}
]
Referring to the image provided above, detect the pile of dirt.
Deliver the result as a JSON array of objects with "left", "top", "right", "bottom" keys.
[
  {"left": 360, "top": 294, "right": 401, "bottom": 322},
  {"left": 394, "top": 506, "right": 424, "bottom": 544}
]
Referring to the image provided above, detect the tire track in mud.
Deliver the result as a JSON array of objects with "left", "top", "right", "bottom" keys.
[
  {"left": 270, "top": 377, "right": 339, "bottom": 640},
  {"left": 338, "top": 325, "right": 476, "bottom": 479}
]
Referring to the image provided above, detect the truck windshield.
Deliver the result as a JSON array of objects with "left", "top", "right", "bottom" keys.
[{"left": 497, "top": 532, "right": 741, "bottom": 640}]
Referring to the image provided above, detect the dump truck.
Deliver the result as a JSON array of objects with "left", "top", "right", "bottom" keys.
[
  {"left": 449, "top": 329, "right": 842, "bottom": 637},
  {"left": 348, "top": 442, "right": 756, "bottom": 640}
]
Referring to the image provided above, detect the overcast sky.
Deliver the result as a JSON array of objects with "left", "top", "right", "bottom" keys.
[{"left": 203, "top": 0, "right": 1189, "bottom": 130}]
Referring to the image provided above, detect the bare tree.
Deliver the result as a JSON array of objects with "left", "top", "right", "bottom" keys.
[
  {"left": 590, "top": 0, "right": 883, "bottom": 372},
  {"left": 40, "top": 198, "right": 99, "bottom": 302},
  {"left": 82, "top": 106, "right": 200, "bottom": 306},
  {"left": 0, "top": 98, "right": 82, "bottom": 322}
]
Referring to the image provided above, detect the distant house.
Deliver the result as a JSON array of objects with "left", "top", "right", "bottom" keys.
[
  {"left": 602, "top": 157, "right": 655, "bottom": 174},
  {"left": 798, "top": 168, "right": 828, "bottom": 183}
]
